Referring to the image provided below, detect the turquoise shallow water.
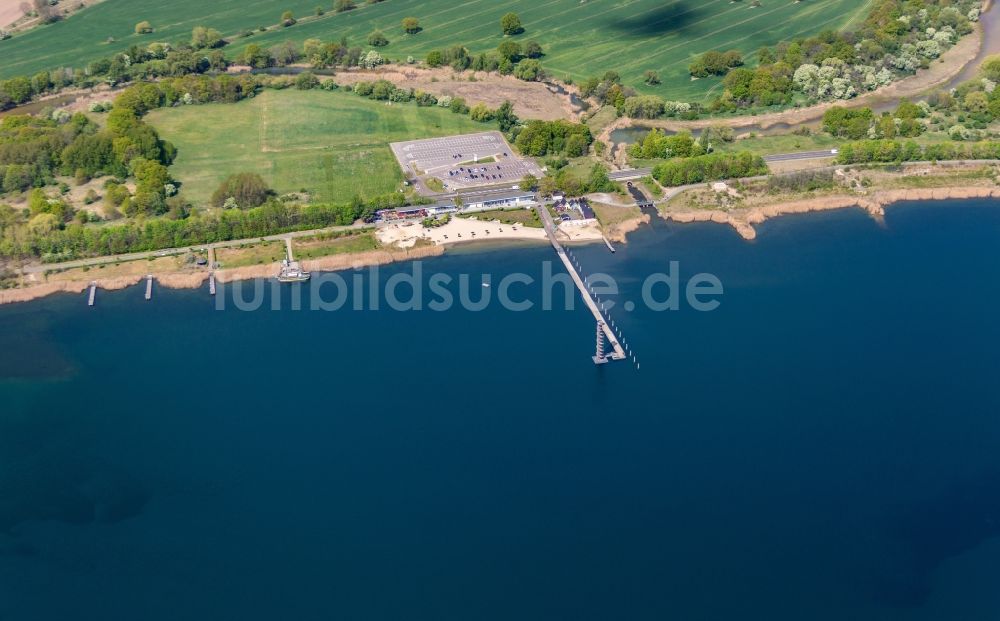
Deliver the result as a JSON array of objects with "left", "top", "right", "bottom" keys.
[{"left": 1, "top": 200, "right": 999, "bottom": 620}]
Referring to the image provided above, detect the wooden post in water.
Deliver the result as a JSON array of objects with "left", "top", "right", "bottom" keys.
[{"left": 592, "top": 320, "right": 607, "bottom": 365}]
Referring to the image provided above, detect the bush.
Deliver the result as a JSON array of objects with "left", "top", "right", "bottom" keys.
[
  {"left": 134, "top": 21, "right": 153, "bottom": 35},
  {"left": 211, "top": 172, "right": 273, "bottom": 208},
  {"left": 334, "top": 0, "right": 355, "bottom": 12},
  {"left": 294, "top": 72, "right": 319, "bottom": 90},
  {"left": 513, "top": 59, "right": 544, "bottom": 81},
  {"left": 367, "top": 30, "right": 388, "bottom": 47}
]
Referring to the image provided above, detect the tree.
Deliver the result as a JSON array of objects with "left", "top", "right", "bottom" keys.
[
  {"left": 757, "top": 46, "right": 775, "bottom": 64},
  {"left": 367, "top": 30, "right": 388, "bottom": 47},
  {"left": 281, "top": 11, "right": 296, "bottom": 26},
  {"left": 402, "top": 17, "right": 420, "bottom": 34},
  {"left": 586, "top": 163, "right": 616, "bottom": 193},
  {"left": 500, "top": 12, "right": 523, "bottom": 36},
  {"left": 191, "top": 26, "right": 223, "bottom": 49},
  {"left": 211, "top": 173, "right": 272, "bottom": 208},
  {"left": 134, "top": 21, "right": 153, "bottom": 35},
  {"left": 497, "top": 40, "right": 521, "bottom": 62},
  {"left": 524, "top": 40, "right": 543, "bottom": 58},
  {"left": 496, "top": 100, "right": 517, "bottom": 133},
  {"left": 643, "top": 70, "right": 660, "bottom": 85},
  {"left": 334, "top": 0, "right": 355, "bottom": 12},
  {"left": 241, "top": 43, "right": 272, "bottom": 68},
  {"left": 519, "top": 173, "right": 539, "bottom": 191}
]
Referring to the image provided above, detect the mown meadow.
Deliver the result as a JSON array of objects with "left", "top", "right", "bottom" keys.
[
  {"left": 145, "top": 88, "right": 486, "bottom": 204},
  {"left": 1, "top": 0, "right": 874, "bottom": 99}
]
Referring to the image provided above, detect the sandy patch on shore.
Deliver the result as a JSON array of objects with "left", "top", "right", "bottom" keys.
[
  {"left": 662, "top": 186, "right": 1000, "bottom": 240},
  {"left": 558, "top": 221, "right": 605, "bottom": 242},
  {"left": 331, "top": 67, "right": 581, "bottom": 121},
  {"left": 603, "top": 214, "right": 650, "bottom": 243},
  {"left": 377, "top": 217, "right": 548, "bottom": 247}
]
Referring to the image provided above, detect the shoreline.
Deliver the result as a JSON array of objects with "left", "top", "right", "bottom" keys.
[
  {"left": 3, "top": 191, "right": 999, "bottom": 306},
  {"left": 662, "top": 186, "right": 1000, "bottom": 240},
  {"left": 0, "top": 246, "right": 444, "bottom": 306}
]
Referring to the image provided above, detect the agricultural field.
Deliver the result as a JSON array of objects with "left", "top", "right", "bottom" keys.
[
  {"left": 1, "top": 0, "right": 875, "bottom": 100},
  {"left": 145, "top": 88, "right": 486, "bottom": 205}
]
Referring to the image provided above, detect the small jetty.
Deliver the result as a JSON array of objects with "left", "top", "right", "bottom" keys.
[
  {"left": 277, "top": 237, "right": 310, "bottom": 282},
  {"left": 209, "top": 272, "right": 216, "bottom": 295},
  {"left": 602, "top": 235, "right": 616, "bottom": 253},
  {"left": 144, "top": 274, "right": 153, "bottom": 301},
  {"left": 87, "top": 281, "right": 96, "bottom": 306},
  {"left": 535, "top": 206, "right": 626, "bottom": 364}
]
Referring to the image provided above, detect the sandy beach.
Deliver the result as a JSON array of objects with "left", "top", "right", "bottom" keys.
[{"left": 377, "top": 217, "right": 549, "bottom": 247}]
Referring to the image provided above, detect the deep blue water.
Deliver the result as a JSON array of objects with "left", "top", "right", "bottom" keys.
[{"left": 2, "top": 201, "right": 1000, "bottom": 620}]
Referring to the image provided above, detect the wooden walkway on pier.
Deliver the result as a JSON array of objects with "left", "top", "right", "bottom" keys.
[{"left": 535, "top": 206, "right": 626, "bottom": 363}]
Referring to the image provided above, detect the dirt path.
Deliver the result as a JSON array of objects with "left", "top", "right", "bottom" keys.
[{"left": 598, "top": 14, "right": 987, "bottom": 144}]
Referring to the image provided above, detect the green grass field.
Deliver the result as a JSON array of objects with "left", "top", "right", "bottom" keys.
[
  {"left": 1, "top": 0, "right": 873, "bottom": 100},
  {"left": 146, "top": 88, "right": 486, "bottom": 205}
]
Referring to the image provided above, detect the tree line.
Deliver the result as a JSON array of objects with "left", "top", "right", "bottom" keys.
[{"left": 652, "top": 152, "right": 768, "bottom": 187}]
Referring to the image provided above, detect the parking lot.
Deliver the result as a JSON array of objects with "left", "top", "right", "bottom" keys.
[{"left": 390, "top": 131, "right": 544, "bottom": 191}]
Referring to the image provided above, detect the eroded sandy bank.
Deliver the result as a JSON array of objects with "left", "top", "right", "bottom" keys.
[{"left": 662, "top": 186, "right": 1000, "bottom": 240}]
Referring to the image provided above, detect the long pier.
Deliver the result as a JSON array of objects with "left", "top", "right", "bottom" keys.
[
  {"left": 209, "top": 272, "right": 216, "bottom": 295},
  {"left": 535, "top": 206, "right": 626, "bottom": 363},
  {"left": 87, "top": 281, "right": 96, "bottom": 306},
  {"left": 145, "top": 274, "right": 153, "bottom": 300}
]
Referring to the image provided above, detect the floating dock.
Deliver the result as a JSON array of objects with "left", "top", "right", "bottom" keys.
[
  {"left": 145, "top": 275, "right": 153, "bottom": 300},
  {"left": 87, "top": 282, "right": 96, "bottom": 306},
  {"left": 536, "top": 206, "right": 626, "bottom": 363}
]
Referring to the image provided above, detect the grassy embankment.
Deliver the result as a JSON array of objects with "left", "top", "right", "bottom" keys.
[{"left": 1, "top": 0, "right": 871, "bottom": 99}]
